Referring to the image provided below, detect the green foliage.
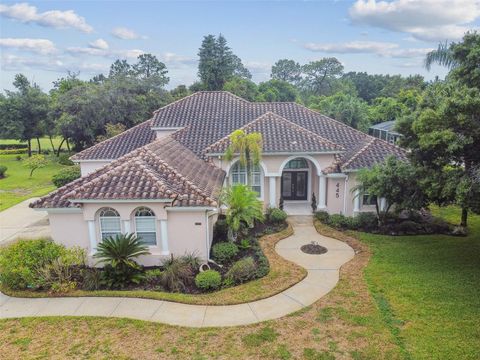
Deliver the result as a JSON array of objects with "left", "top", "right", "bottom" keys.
[
  {"left": 198, "top": 34, "right": 251, "bottom": 90},
  {"left": 221, "top": 184, "right": 265, "bottom": 241},
  {"left": 271, "top": 59, "right": 302, "bottom": 84},
  {"left": 0, "top": 239, "right": 67, "bottom": 290},
  {"left": 212, "top": 242, "right": 239, "bottom": 263},
  {"left": 160, "top": 255, "right": 195, "bottom": 292},
  {"left": 23, "top": 154, "right": 48, "bottom": 177},
  {"left": 315, "top": 210, "right": 330, "bottom": 223},
  {"left": 302, "top": 58, "right": 344, "bottom": 96},
  {"left": 81, "top": 268, "right": 102, "bottom": 291},
  {"left": 52, "top": 166, "right": 80, "bottom": 187},
  {"left": 96, "top": 122, "right": 126, "bottom": 142},
  {"left": 327, "top": 214, "right": 351, "bottom": 229},
  {"left": 94, "top": 233, "right": 150, "bottom": 288},
  {"left": 223, "top": 77, "right": 258, "bottom": 101},
  {"left": 256, "top": 79, "right": 299, "bottom": 102},
  {"left": 355, "top": 212, "right": 378, "bottom": 232},
  {"left": 309, "top": 92, "right": 370, "bottom": 130},
  {"left": 242, "top": 326, "right": 279, "bottom": 347},
  {"left": 57, "top": 153, "right": 74, "bottom": 165},
  {"left": 195, "top": 270, "right": 222, "bottom": 291},
  {"left": 355, "top": 156, "right": 425, "bottom": 224},
  {"left": 0, "top": 165, "right": 7, "bottom": 178},
  {"left": 268, "top": 208, "right": 288, "bottom": 224},
  {"left": 213, "top": 218, "right": 228, "bottom": 242},
  {"left": 225, "top": 257, "right": 257, "bottom": 284}
]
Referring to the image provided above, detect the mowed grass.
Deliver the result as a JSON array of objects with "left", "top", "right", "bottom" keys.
[
  {"left": 0, "top": 137, "right": 67, "bottom": 152},
  {"left": 0, "top": 154, "right": 66, "bottom": 211},
  {"left": 360, "top": 206, "right": 480, "bottom": 360}
]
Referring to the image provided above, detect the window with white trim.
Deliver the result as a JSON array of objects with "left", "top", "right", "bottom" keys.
[
  {"left": 134, "top": 207, "right": 157, "bottom": 245},
  {"left": 231, "top": 162, "right": 262, "bottom": 195},
  {"left": 362, "top": 194, "right": 377, "bottom": 206},
  {"left": 99, "top": 207, "right": 121, "bottom": 240}
]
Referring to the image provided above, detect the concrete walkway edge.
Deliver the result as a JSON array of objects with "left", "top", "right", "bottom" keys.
[{"left": 0, "top": 217, "right": 355, "bottom": 327}]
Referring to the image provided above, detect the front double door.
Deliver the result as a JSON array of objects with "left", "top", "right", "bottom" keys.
[{"left": 281, "top": 171, "right": 308, "bottom": 200}]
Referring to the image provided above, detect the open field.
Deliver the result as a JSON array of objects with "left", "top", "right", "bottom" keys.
[
  {"left": 0, "top": 137, "right": 67, "bottom": 153},
  {"left": 0, "top": 154, "right": 66, "bottom": 211}
]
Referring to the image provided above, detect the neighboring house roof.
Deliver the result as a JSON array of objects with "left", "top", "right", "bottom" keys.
[
  {"left": 31, "top": 137, "right": 225, "bottom": 209},
  {"left": 204, "top": 112, "right": 344, "bottom": 155},
  {"left": 341, "top": 138, "right": 408, "bottom": 172},
  {"left": 369, "top": 120, "right": 402, "bottom": 136},
  {"left": 70, "top": 119, "right": 156, "bottom": 161}
]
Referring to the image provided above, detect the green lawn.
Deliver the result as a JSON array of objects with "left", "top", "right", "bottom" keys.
[
  {"left": 0, "top": 154, "right": 67, "bottom": 211},
  {"left": 361, "top": 206, "right": 480, "bottom": 360},
  {"left": 0, "top": 137, "right": 67, "bottom": 152}
]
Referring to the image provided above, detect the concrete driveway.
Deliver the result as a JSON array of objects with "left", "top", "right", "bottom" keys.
[{"left": 0, "top": 198, "right": 51, "bottom": 245}]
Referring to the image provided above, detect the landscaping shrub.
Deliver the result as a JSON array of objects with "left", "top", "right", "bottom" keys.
[
  {"left": 93, "top": 233, "right": 150, "bottom": 289},
  {"left": 0, "top": 165, "right": 7, "bottom": 178},
  {"left": 394, "top": 220, "right": 423, "bottom": 235},
  {"left": 160, "top": 255, "right": 195, "bottom": 292},
  {"left": 195, "top": 270, "right": 221, "bottom": 291},
  {"left": 0, "top": 149, "right": 28, "bottom": 155},
  {"left": 213, "top": 218, "right": 228, "bottom": 242},
  {"left": 58, "top": 153, "right": 74, "bottom": 166},
  {"left": 315, "top": 210, "right": 330, "bottom": 223},
  {"left": 52, "top": 166, "right": 81, "bottom": 187},
  {"left": 268, "top": 208, "right": 288, "bottom": 224},
  {"left": 35, "top": 246, "right": 86, "bottom": 292},
  {"left": 81, "top": 268, "right": 102, "bottom": 291},
  {"left": 0, "top": 239, "right": 68, "bottom": 290},
  {"left": 225, "top": 257, "right": 257, "bottom": 284},
  {"left": 355, "top": 212, "right": 378, "bottom": 231},
  {"left": 212, "top": 242, "right": 239, "bottom": 263},
  {"left": 0, "top": 143, "right": 28, "bottom": 150},
  {"left": 328, "top": 214, "right": 349, "bottom": 229},
  {"left": 15, "top": 155, "right": 22, "bottom": 161}
]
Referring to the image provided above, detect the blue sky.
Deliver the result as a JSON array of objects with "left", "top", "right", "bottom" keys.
[{"left": 1, "top": 0, "right": 479, "bottom": 91}]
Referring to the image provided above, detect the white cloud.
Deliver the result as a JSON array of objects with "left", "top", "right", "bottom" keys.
[
  {"left": 89, "top": 38, "right": 109, "bottom": 50},
  {"left": 0, "top": 38, "right": 56, "bottom": 54},
  {"left": 0, "top": 2, "right": 93, "bottom": 33},
  {"left": 1, "top": 53, "right": 64, "bottom": 72},
  {"left": 304, "top": 40, "right": 433, "bottom": 58},
  {"left": 349, "top": 0, "right": 480, "bottom": 41},
  {"left": 111, "top": 27, "right": 143, "bottom": 40},
  {"left": 66, "top": 46, "right": 144, "bottom": 59}
]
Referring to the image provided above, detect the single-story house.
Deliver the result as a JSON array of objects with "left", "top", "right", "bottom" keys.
[{"left": 31, "top": 91, "right": 407, "bottom": 265}]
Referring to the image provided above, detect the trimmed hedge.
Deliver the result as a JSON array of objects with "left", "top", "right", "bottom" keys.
[
  {"left": 225, "top": 257, "right": 257, "bottom": 284},
  {"left": 212, "top": 242, "right": 239, "bottom": 263},
  {"left": 0, "top": 143, "right": 28, "bottom": 150},
  {"left": 52, "top": 166, "right": 81, "bottom": 188}
]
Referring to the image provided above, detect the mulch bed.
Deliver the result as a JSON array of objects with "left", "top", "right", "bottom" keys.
[{"left": 300, "top": 242, "right": 328, "bottom": 255}]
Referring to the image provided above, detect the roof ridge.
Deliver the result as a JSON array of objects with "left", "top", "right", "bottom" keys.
[
  {"left": 341, "top": 138, "right": 376, "bottom": 170},
  {"left": 71, "top": 119, "right": 153, "bottom": 161},
  {"left": 152, "top": 92, "right": 202, "bottom": 115},
  {"left": 203, "top": 110, "right": 344, "bottom": 154}
]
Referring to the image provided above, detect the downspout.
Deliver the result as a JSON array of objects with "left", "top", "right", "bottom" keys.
[{"left": 205, "top": 209, "right": 217, "bottom": 261}]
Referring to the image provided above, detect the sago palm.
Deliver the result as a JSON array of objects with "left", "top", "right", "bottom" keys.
[
  {"left": 221, "top": 184, "right": 265, "bottom": 241},
  {"left": 225, "top": 129, "right": 262, "bottom": 186},
  {"left": 94, "top": 233, "right": 150, "bottom": 269}
]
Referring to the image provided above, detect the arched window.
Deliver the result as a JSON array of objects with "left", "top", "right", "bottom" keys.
[
  {"left": 99, "top": 207, "right": 121, "bottom": 240},
  {"left": 231, "top": 162, "right": 262, "bottom": 195},
  {"left": 284, "top": 158, "right": 308, "bottom": 169},
  {"left": 134, "top": 207, "right": 157, "bottom": 245}
]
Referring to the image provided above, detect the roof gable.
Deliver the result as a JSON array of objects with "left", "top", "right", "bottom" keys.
[{"left": 204, "top": 112, "right": 344, "bottom": 155}]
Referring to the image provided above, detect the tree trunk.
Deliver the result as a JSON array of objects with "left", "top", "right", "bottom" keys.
[
  {"left": 49, "top": 135, "right": 55, "bottom": 152},
  {"left": 66, "top": 139, "right": 71, "bottom": 152},
  {"left": 461, "top": 207, "right": 468, "bottom": 227},
  {"left": 245, "top": 150, "right": 252, "bottom": 188},
  {"left": 375, "top": 198, "right": 381, "bottom": 225},
  {"left": 36, "top": 137, "right": 41, "bottom": 154},
  {"left": 56, "top": 138, "right": 65, "bottom": 157},
  {"left": 27, "top": 139, "right": 32, "bottom": 157}
]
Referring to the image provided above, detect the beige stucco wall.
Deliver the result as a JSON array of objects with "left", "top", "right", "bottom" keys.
[
  {"left": 47, "top": 203, "right": 216, "bottom": 267},
  {"left": 79, "top": 161, "right": 111, "bottom": 176},
  {"left": 326, "top": 176, "right": 346, "bottom": 214},
  {"left": 48, "top": 211, "right": 90, "bottom": 249},
  {"left": 344, "top": 172, "right": 377, "bottom": 215}
]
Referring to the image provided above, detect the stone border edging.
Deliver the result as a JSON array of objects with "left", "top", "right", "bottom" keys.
[{"left": 0, "top": 218, "right": 355, "bottom": 327}]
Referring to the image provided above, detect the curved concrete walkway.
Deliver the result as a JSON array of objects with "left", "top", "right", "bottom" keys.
[{"left": 0, "top": 217, "right": 354, "bottom": 327}]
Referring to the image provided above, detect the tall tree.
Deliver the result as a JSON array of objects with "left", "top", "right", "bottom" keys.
[
  {"left": 302, "top": 58, "right": 344, "bottom": 95},
  {"left": 0, "top": 74, "right": 49, "bottom": 156},
  {"left": 198, "top": 34, "right": 251, "bottom": 90},
  {"left": 257, "top": 79, "right": 299, "bottom": 102},
  {"left": 132, "top": 53, "right": 169, "bottom": 89},
  {"left": 271, "top": 59, "right": 302, "bottom": 84}
]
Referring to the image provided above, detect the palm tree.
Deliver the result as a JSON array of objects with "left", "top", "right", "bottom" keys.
[
  {"left": 424, "top": 41, "right": 457, "bottom": 70},
  {"left": 225, "top": 129, "right": 262, "bottom": 187},
  {"left": 94, "top": 233, "right": 150, "bottom": 269},
  {"left": 221, "top": 184, "right": 265, "bottom": 242}
]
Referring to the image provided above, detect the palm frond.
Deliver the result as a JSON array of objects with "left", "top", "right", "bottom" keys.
[{"left": 424, "top": 41, "right": 457, "bottom": 70}]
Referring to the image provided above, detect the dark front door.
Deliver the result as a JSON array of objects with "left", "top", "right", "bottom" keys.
[{"left": 281, "top": 171, "right": 308, "bottom": 200}]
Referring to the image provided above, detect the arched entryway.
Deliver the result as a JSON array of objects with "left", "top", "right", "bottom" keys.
[{"left": 279, "top": 156, "right": 322, "bottom": 215}]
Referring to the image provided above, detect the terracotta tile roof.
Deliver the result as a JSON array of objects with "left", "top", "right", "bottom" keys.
[
  {"left": 204, "top": 112, "right": 344, "bottom": 155},
  {"left": 31, "top": 137, "right": 225, "bottom": 208},
  {"left": 70, "top": 119, "right": 156, "bottom": 161},
  {"left": 341, "top": 138, "right": 408, "bottom": 171}
]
